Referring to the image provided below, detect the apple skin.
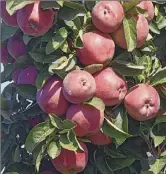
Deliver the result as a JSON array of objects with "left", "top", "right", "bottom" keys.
[
  {"left": 87, "top": 131, "right": 112, "bottom": 145},
  {"left": 17, "top": 65, "right": 38, "bottom": 85},
  {"left": 62, "top": 70, "right": 96, "bottom": 104},
  {"left": 51, "top": 142, "right": 88, "bottom": 174},
  {"left": 112, "top": 14, "right": 149, "bottom": 49},
  {"left": 92, "top": 1, "right": 124, "bottom": 33},
  {"left": 66, "top": 104, "right": 104, "bottom": 137},
  {"left": 36, "top": 76, "right": 69, "bottom": 117},
  {"left": 17, "top": 1, "right": 55, "bottom": 37},
  {"left": 12, "top": 69, "right": 22, "bottom": 84},
  {"left": 0, "top": 1, "right": 18, "bottom": 27},
  {"left": 76, "top": 31, "right": 115, "bottom": 65},
  {"left": 137, "top": 1, "right": 154, "bottom": 21},
  {"left": 7, "top": 34, "right": 27, "bottom": 59},
  {"left": 124, "top": 84, "right": 160, "bottom": 121},
  {"left": 93, "top": 67, "right": 128, "bottom": 106}
]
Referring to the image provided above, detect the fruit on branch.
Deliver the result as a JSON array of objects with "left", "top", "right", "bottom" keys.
[
  {"left": 66, "top": 104, "right": 104, "bottom": 137},
  {"left": 124, "top": 84, "right": 160, "bottom": 121},
  {"left": 76, "top": 31, "right": 115, "bottom": 65},
  {"left": 62, "top": 70, "right": 96, "bottom": 104},
  {"left": 52, "top": 142, "right": 88, "bottom": 174},
  {"left": 137, "top": 1, "right": 154, "bottom": 21},
  {"left": 112, "top": 14, "right": 149, "bottom": 49},
  {"left": 17, "top": 65, "right": 38, "bottom": 85},
  {"left": 92, "top": 1, "right": 124, "bottom": 33},
  {"left": 93, "top": 67, "right": 128, "bottom": 106},
  {"left": 0, "top": 1, "right": 18, "bottom": 27},
  {"left": 12, "top": 69, "right": 22, "bottom": 84},
  {"left": 17, "top": 1, "right": 55, "bottom": 37},
  {"left": 7, "top": 34, "right": 27, "bottom": 59},
  {"left": 37, "top": 76, "right": 69, "bottom": 117},
  {"left": 87, "top": 130, "right": 112, "bottom": 145}
]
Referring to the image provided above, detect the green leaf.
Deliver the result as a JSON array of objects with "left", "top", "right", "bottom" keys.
[
  {"left": 153, "top": 136, "right": 165, "bottom": 147},
  {"left": 156, "top": 13, "right": 166, "bottom": 30},
  {"left": 48, "top": 55, "right": 76, "bottom": 75},
  {"left": 49, "top": 114, "right": 63, "bottom": 129},
  {"left": 6, "top": 0, "right": 35, "bottom": 15},
  {"left": 102, "top": 118, "right": 131, "bottom": 139},
  {"left": 47, "top": 141, "right": 61, "bottom": 159},
  {"left": 123, "top": 1, "right": 140, "bottom": 13},
  {"left": 23, "top": 34, "right": 32, "bottom": 45},
  {"left": 83, "top": 162, "right": 98, "bottom": 174},
  {"left": 84, "top": 64, "right": 103, "bottom": 74},
  {"left": 25, "top": 120, "right": 55, "bottom": 153},
  {"left": 58, "top": 2, "right": 87, "bottom": 21},
  {"left": 40, "top": 1, "right": 60, "bottom": 10},
  {"left": 35, "top": 143, "right": 47, "bottom": 172},
  {"left": 149, "top": 21, "right": 160, "bottom": 34},
  {"left": 59, "top": 120, "right": 76, "bottom": 134},
  {"left": 94, "top": 149, "right": 114, "bottom": 174},
  {"left": 74, "top": 29, "right": 84, "bottom": 48},
  {"left": 104, "top": 147, "right": 126, "bottom": 158},
  {"left": 150, "top": 67, "right": 166, "bottom": 86},
  {"left": 111, "top": 59, "right": 144, "bottom": 76},
  {"left": 13, "top": 145, "right": 21, "bottom": 162},
  {"left": 59, "top": 131, "right": 78, "bottom": 151},
  {"left": 16, "top": 84, "right": 37, "bottom": 100},
  {"left": 106, "top": 157, "right": 135, "bottom": 171},
  {"left": 4, "top": 173, "right": 19, "bottom": 174},
  {"left": 35, "top": 71, "right": 50, "bottom": 90},
  {"left": 84, "top": 97, "right": 105, "bottom": 112},
  {"left": 123, "top": 17, "right": 137, "bottom": 52},
  {"left": 46, "top": 27, "right": 68, "bottom": 55},
  {"left": 155, "top": 115, "right": 166, "bottom": 125},
  {"left": 1, "top": 24, "right": 18, "bottom": 42},
  {"left": 149, "top": 156, "right": 166, "bottom": 174}
]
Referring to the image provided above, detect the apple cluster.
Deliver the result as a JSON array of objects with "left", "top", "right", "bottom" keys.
[{"left": 1, "top": 1, "right": 164, "bottom": 174}]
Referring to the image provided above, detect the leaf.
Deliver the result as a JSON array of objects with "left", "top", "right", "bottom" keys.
[
  {"left": 47, "top": 141, "right": 61, "bottom": 159},
  {"left": 149, "top": 156, "right": 166, "bottom": 174},
  {"left": 35, "top": 143, "right": 47, "bottom": 172},
  {"left": 23, "top": 34, "right": 32, "bottom": 45},
  {"left": 106, "top": 157, "right": 135, "bottom": 171},
  {"left": 6, "top": 0, "right": 35, "bottom": 15},
  {"left": 13, "top": 145, "right": 21, "bottom": 162},
  {"left": 84, "top": 64, "right": 103, "bottom": 74},
  {"left": 111, "top": 59, "right": 144, "bottom": 76},
  {"left": 94, "top": 149, "right": 114, "bottom": 174},
  {"left": 35, "top": 71, "right": 50, "bottom": 90},
  {"left": 104, "top": 147, "right": 126, "bottom": 158},
  {"left": 149, "top": 21, "right": 160, "bottom": 34},
  {"left": 123, "top": 17, "right": 137, "bottom": 52},
  {"left": 102, "top": 118, "right": 131, "bottom": 139},
  {"left": 153, "top": 136, "right": 165, "bottom": 147},
  {"left": 1, "top": 24, "right": 18, "bottom": 42},
  {"left": 49, "top": 114, "right": 63, "bottom": 129},
  {"left": 84, "top": 97, "right": 105, "bottom": 112},
  {"left": 122, "top": 0, "right": 140, "bottom": 13},
  {"left": 58, "top": 1, "right": 87, "bottom": 21},
  {"left": 59, "top": 131, "right": 78, "bottom": 151},
  {"left": 40, "top": 1, "right": 60, "bottom": 10},
  {"left": 25, "top": 120, "right": 55, "bottom": 153},
  {"left": 46, "top": 27, "right": 68, "bottom": 55},
  {"left": 16, "top": 84, "right": 37, "bottom": 100},
  {"left": 48, "top": 55, "right": 76, "bottom": 75},
  {"left": 155, "top": 115, "right": 166, "bottom": 125},
  {"left": 59, "top": 120, "right": 76, "bottom": 134},
  {"left": 150, "top": 67, "right": 166, "bottom": 86},
  {"left": 74, "top": 29, "right": 84, "bottom": 48}
]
